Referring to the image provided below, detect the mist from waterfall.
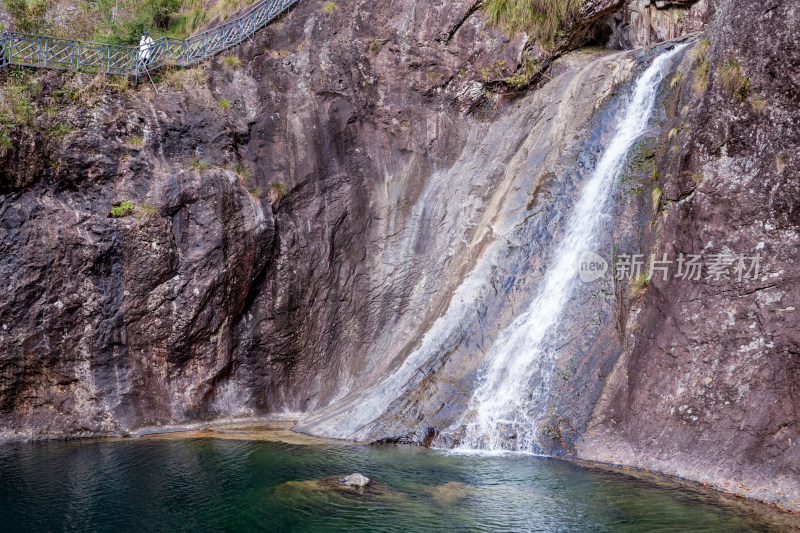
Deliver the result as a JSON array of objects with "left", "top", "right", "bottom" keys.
[{"left": 455, "top": 44, "right": 688, "bottom": 453}]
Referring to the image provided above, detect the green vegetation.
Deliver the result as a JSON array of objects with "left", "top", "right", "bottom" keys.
[
  {"left": 651, "top": 187, "right": 662, "bottom": 214},
  {"left": 692, "top": 39, "right": 711, "bottom": 92},
  {"left": 3, "top": 0, "right": 254, "bottom": 45},
  {"left": 4, "top": 0, "right": 49, "bottom": 33},
  {"left": 129, "top": 134, "right": 144, "bottom": 147},
  {"left": 137, "top": 203, "right": 158, "bottom": 220},
  {"left": 189, "top": 158, "right": 209, "bottom": 171},
  {"left": 234, "top": 161, "right": 252, "bottom": 180},
  {"left": 482, "top": 0, "right": 580, "bottom": 47},
  {"left": 49, "top": 123, "right": 73, "bottom": 138},
  {"left": 0, "top": 72, "right": 39, "bottom": 152},
  {"left": 110, "top": 201, "right": 135, "bottom": 218},
  {"left": 669, "top": 71, "right": 683, "bottom": 90},
  {"left": 479, "top": 59, "right": 508, "bottom": 81},
  {"left": 505, "top": 52, "right": 542, "bottom": 90},
  {"left": 0, "top": 82, "right": 35, "bottom": 127},
  {"left": 322, "top": 1, "right": 337, "bottom": 14},
  {"left": 223, "top": 55, "right": 242, "bottom": 69},
  {"left": 269, "top": 180, "right": 288, "bottom": 201},
  {"left": 219, "top": 98, "right": 233, "bottom": 110},
  {"left": 249, "top": 187, "right": 262, "bottom": 198}
]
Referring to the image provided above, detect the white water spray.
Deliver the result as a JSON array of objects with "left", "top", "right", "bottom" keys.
[{"left": 456, "top": 45, "right": 687, "bottom": 452}]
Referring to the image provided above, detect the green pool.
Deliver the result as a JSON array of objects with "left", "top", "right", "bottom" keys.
[{"left": 0, "top": 425, "right": 794, "bottom": 532}]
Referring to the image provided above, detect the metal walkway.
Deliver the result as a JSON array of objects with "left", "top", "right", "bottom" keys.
[{"left": 0, "top": 0, "right": 300, "bottom": 77}]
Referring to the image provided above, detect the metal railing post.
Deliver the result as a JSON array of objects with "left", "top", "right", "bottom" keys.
[{"left": 0, "top": 32, "right": 7, "bottom": 69}]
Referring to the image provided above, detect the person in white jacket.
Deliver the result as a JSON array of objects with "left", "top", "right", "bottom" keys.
[{"left": 137, "top": 31, "right": 154, "bottom": 69}]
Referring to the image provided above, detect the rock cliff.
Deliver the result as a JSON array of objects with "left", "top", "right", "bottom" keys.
[{"left": 578, "top": 0, "right": 800, "bottom": 512}]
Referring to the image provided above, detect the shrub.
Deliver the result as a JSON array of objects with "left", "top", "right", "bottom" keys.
[
  {"left": 4, "top": 0, "right": 50, "bottom": 34},
  {"left": 129, "top": 135, "right": 144, "bottom": 147},
  {"left": 322, "top": 1, "right": 337, "bottom": 14},
  {"left": 110, "top": 201, "right": 135, "bottom": 218},
  {"left": 219, "top": 99, "right": 233, "bottom": 110},
  {"left": 92, "top": 0, "right": 183, "bottom": 45},
  {"left": 0, "top": 82, "right": 34, "bottom": 127}
]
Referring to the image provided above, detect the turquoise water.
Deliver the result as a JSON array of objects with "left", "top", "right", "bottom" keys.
[{"left": 0, "top": 435, "right": 792, "bottom": 532}]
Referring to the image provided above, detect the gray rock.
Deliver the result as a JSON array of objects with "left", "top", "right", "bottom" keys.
[{"left": 339, "top": 473, "right": 370, "bottom": 487}]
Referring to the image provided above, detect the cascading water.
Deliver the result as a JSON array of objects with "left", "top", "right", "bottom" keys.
[{"left": 455, "top": 44, "right": 688, "bottom": 453}]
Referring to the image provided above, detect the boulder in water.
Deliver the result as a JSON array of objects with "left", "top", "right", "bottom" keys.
[{"left": 338, "top": 473, "right": 370, "bottom": 487}]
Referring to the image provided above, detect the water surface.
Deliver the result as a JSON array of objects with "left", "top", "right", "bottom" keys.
[{"left": 0, "top": 428, "right": 794, "bottom": 532}]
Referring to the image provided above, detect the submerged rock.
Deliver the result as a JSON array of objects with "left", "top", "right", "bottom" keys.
[
  {"left": 424, "top": 481, "right": 479, "bottom": 505},
  {"left": 272, "top": 474, "right": 402, "bottom": 504}
]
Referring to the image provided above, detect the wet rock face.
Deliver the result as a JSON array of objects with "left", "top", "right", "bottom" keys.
[
  {"left": 578, "top": 0, "right": 800, "bottom": 512},
  {"left": 0, "top": 0, "right": 621, "bottom": 436}
]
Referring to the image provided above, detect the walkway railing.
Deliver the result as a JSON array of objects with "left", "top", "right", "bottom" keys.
[{"left": 0, "top": 0, "right": 300, "bottom": 78}]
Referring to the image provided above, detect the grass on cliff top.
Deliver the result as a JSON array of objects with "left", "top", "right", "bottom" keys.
[
  {"left": 2, "top": 0, "right": 257, "bottom": 45},
  {"left": 483, "top": 0, "right": 581, "bottom": 46}
]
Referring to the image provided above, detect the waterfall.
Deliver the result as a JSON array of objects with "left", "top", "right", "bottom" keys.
[{"left": 455, "top": 44, "right": 688, "bottom": 453}]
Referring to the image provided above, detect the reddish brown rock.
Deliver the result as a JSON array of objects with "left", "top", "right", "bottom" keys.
[{"left": 578, "top": 0, "right": 800, "bottom": 512}]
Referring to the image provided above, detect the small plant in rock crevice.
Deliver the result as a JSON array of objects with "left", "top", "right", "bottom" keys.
[
  {"left": 190, "top": 158, "right": 209, "bottom": 171},
  {"left": 628, "top": 273, "right": 650, "bottom": 300},
  {"left": 110, "top": 201, "right": 136, "bottom": 218},
  {"left": 223, "top": 55, "right": 242, "bottom": 69},
  {"left": 750, "top": 96, "right": 768, "bottom": 115},
  {"left": 505, "top": 53, "right": 542, "bottom": 90},
  {"left": 235, "top": 162, "right": 252, "bottom": 181},
  {"left": 692, "top": 39, "right": 711, "bottom": 92},
  {"left": 269, "top": 180, "right": 289, "bottom": 203}
]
